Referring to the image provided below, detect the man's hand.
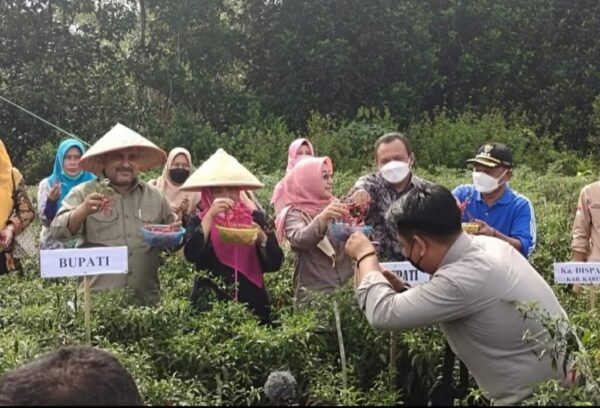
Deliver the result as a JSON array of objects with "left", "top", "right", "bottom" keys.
[
  {"left": 349, "top": 189, "right": 371, "bottom": 209},
  {"left": 81, "top": 193, "right": 107, "bottom": 216},
  {"left": 48, "top": 182, "right": 62, "bottom": 202},
  {"left": 345, "top": 231, "right": 375, "bottom": 259},
  {"left": 472, "top": 219, "right": 494, "bottom": 237}
]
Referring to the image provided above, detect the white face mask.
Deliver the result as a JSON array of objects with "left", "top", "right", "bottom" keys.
[
  {"left": 380, "top": 160, "right": 410, "bottom": 184},
  {"left": 295, "top": 154, "right": 311, "bottom": 162},
  {"left": 472, "top": 171, "right": 506, "bottom": 193}
]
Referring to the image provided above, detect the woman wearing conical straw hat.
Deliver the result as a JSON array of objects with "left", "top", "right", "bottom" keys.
[
  {"left": 50, "top": 124, "right": 180, "bottom": 306},
  {"left": 181, "top": 148, "right": 284, "bottom": 324}
]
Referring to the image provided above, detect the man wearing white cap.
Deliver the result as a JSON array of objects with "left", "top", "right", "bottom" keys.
[{"left": 50, "top": 124, "right": 178, "bottom": 305}]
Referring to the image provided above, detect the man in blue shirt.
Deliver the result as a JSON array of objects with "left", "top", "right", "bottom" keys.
[{"left": 452, "top": 143, "right": 536, "bottom": 258}]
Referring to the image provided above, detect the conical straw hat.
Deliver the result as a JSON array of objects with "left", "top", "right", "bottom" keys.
[
  {"left": 79, "top": 123, "right": 167, "bottom": 174},
  {"left": 180, "top": 148, "right": 263, "bottom": 191}
]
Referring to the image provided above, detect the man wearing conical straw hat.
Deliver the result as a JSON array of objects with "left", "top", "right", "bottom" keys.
[
  {"left": 50, "top": 123, "right": 179, "bottom": 306},
  {"left": 181, "top": 148, "right": 284, "bottom": 324}
]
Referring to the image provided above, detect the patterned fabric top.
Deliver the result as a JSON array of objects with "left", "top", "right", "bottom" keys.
[
  {"left": 9, "top": 176, "right": 35, "bottom": 236},
  {"left": 37, "top": 177, "right": 76, "bottom": 250},
  {"left": 350, "top": 172, "right": 431, "bottom": 261}
]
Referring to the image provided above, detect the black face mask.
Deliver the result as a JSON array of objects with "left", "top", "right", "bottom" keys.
[
  {"left": 406, "top": 239, "right": 425, "bottom": 272},
  {"left": 169, "top": 168, "right": 190, "bottom": 184}
]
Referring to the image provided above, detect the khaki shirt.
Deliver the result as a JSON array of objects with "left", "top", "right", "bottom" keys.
[
  {"left": 285, "top": 209, "right": 353, "bottom": 305},
  {"left": 50, "top": 180, "right": 174, "bottom": 305},
  {"left": 571, "top": 181, "right": 600, "bottom": 261},
  {"left": 357, "top": 233, "right": 568, "bottom": 405}
]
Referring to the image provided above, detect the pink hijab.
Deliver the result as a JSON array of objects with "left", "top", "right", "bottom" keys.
[
  {"left": 198, "top": 188, "right": 264, "bottom": 290},
  {"left": 275, "top": 157, "right": 334, "bottom": 243},
  {"left": 271, "top": 138, "right": 315, "bottom": 214},
  {"left": 286, "top": 138, "right": 315, "bottom": 172},
  {"left": 153, "top": 148, "right": 200, "bottom": 215}
]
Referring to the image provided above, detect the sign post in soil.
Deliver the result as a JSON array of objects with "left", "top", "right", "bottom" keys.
[{"left": 40, "top": 247, "right": 128, "bottom": 345}]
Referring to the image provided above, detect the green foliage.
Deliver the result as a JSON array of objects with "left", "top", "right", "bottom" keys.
[
  {"left": 408, "top": 109, "right": 560, "bottom": 173},
  {"left": 4, "top": 167, "right": 597, "bottom": 405},
  {"left": 3, "top": 1, "right": 600, "bottom": 177},
  {"left": 20, "top": 140, "right": 56, "bottom": 185}
]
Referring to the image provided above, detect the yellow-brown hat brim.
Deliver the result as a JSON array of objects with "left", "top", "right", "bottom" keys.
[
  {"left": 179, "top": 148, "right": 263, "bottom": 191},
  {"left": 79, "top": 123, "right": 166, "bottom": 174}
]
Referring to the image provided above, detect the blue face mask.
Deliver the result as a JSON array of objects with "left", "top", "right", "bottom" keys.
[{"left": 406, "top": 239, "right": 425, "bottom": 272}]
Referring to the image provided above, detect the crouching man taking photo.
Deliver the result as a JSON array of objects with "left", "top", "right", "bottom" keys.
[{"left": 345, "top": 184, "right": 575, "bottom": 405}]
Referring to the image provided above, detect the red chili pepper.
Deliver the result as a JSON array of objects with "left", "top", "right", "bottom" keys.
[
  {"left": 341, "top": 197, "right": 372, "bottom": 226},
  {"left": 98, "top": 196, "right": 113, "bottom": 216},
  {"left": 220, "top": 201, "right": 253, "bottom": 228}
]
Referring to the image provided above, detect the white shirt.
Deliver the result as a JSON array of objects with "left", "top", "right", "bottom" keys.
[{"left": 356, "top": 233, "right": 569, "bottom": 405}]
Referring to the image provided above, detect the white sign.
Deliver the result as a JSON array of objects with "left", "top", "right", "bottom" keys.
[
  {"left": 380, "top": 262, "right": 431, "bottom": 286},
  {"left": 40, "top": 247, "right": 129, "bottom": 278},
  {"left": 553, "top": 262, "right": 600, "bottom": 284}
]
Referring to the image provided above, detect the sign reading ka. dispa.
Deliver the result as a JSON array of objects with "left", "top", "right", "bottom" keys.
[{"left": 553, "top": 262, "right": 600, "bottom": 284}]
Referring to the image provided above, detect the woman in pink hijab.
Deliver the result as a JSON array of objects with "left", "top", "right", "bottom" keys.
[
  {"left": 274, "top": 156, "right": 353, "bottom": 306},
  {"left": 271, "top": 138, "right": 315, "bottom": 216}
]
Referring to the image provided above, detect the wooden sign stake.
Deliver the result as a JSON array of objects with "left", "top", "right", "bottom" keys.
[
  {"left": 333, "top": 301, "right": 348, "bottom": 390},
  {"left": 84, "top": 275, "right": 91, "bottom": 345},
  {"left": 389, "top": 332, "right": 397, "bottom": 393}
]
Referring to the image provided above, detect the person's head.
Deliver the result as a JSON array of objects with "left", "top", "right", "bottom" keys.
[
  {"left": 466, "top": 143, "right": 513, "bottom": 194},
  {"left": 211, "top": 186, "right": 242, "bottom": 201},
  {"left": 386, "top": 184, "right": 462, "bottom": 274},
  {"left": 0, "top": 346, "right": 142, "bottom": 406},
  {"left": 292, "top": 156, "right": 334, "bottom": 195},
  {"left": 374, "top": 132, "right": 415, "bottom": 185},
  {"left": 297, "top": 142, "right": 312, "bottom": 156},
  {"left": 287, "top": 138, "right": 315, "bottom": 172},
  {"left": 264, "top": 371, "right": 297, "bottom": 405},
  {"left": 167, "top": 148, "right": 192, "bottom": 185},
  {"left": 102, "top": 147, "right": 141, "bottom": 187},
  {"left": 48, "top": 139, "right": 97, "bottom": 206},
  {"left": 274, "top": 156, "right": 335, "bottom": 242},
  {"left": 56, "top": 139, "right": 85, "bottom": 177}
]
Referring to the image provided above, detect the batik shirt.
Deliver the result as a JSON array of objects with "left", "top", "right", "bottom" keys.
[{"left": 350, "top": 172, "right": 431, "bottom": 261}]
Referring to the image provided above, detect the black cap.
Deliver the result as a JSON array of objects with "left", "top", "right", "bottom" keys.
[{"left": 466, "top": 143, "right": 513, "bottom": 168}]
